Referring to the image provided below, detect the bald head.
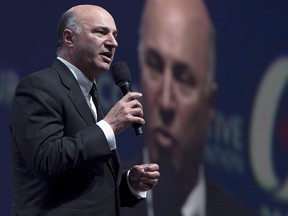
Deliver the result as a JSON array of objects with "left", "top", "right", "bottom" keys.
[
  {"left": 141, "top": 0, "right": 212, "bottom": 34},
  {"left": 139, "top": 0, "right": 215, "bottom": 86},
  {"left": 68, "top": 5, "right": 113, "bottom": 25},
  {"left": 68, "top": 4, "right": 108, "bottom": 13}
]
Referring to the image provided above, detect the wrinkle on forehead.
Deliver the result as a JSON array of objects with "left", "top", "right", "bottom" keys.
[
  {"left": 69, "top": 5, "right": 108, "bottom": 16},
  {"left": 68, "top": 4, "right": 116, "bottom": 27},
  {"left": 141, "top": 0, "right": 212, "bottom": 39}
]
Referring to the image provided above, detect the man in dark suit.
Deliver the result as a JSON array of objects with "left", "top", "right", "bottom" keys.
[
  {"left": 9, "top": 4, "right": 159, "bottom": 216},
  {"left": 122, "top": 0, "right": 254, "bottom": 215}
]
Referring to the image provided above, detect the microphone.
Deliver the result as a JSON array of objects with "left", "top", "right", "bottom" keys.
[{"left": 111, "top": 61, "right": 143, "bottom": 136}]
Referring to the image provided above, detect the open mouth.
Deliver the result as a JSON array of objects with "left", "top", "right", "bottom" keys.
[
  {"left": 100, "top": 52, "right": 113, "bottom": 62},
  {"left": 154, "top": 128, "right": 176, "bottom": 148}
]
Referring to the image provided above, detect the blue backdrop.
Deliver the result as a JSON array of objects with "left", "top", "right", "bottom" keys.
[{"left": 1, "top": 1, "right": 288, "bottom": 215}]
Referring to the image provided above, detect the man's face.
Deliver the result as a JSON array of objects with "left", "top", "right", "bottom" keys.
[
  {"left": 140, "top": 12, "right": 215, "bottom": 172},
  {"left": 71, "top": 8, "right": 118, "bottom": 79}
]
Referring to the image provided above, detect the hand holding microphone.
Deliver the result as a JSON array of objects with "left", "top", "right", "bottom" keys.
[
  {"left": 112, "top": 61, "right": 144, "bottom": 136},
  {"left": 104, "top": 61, "right": 144, "bottom": 136}
]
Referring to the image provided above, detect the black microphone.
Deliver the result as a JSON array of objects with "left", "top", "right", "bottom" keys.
[{"left": 111, "top": 61, "right": 143, "bottom": 136}]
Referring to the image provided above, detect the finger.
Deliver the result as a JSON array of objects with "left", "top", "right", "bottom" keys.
[
  {"left": 123, "top": 92, "right": 142, "bottom": 102},
  {"left": 140, "top": 176, "right": 159, "bottom": 185},
  {"left": 130, "top": 107, "right": 143, "bottom": 117},
  {"left": 142, "top": 164, "right": 159, "bottom": 172},
  {"left": 129, "top": 99, "right": 143, "bottom": 110},
  {"left": 143, "top": 171, "right": 160, "bottom": 179}
]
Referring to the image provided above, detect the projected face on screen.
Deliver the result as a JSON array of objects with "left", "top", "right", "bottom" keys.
[{"left": 139, "top": 0, "right": 216, "bottom": 176}]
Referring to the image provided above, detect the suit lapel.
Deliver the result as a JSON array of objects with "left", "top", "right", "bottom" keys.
[
  {"left": 52, "top": 59, "right": 120, "bottom": 182},
  {"left": 52, "top": 60, "right": 95, "bottom": 126},
  {"left": 68, "top": 90, "right": 95, "bottom": 126}
]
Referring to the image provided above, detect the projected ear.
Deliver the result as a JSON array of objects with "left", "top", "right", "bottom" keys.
[{"left": 208, "top": 82, "right": 218, "bottom": 119}]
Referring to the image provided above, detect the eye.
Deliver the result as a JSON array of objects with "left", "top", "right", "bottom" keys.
[
  {"left": 173, "top": 63, "right": 196, "bottom": 87},
  {"left": 113, "top": 31, "right": 118, "bottom": 39},
  {"left": 97, "top": 29, "right": 106, "bottom": 35},
  {"left": 144, "top": 48, "right": 164, "bottom": 73},
  {"left": 93, "top": 27, "right": 108, "bottom": 36}
]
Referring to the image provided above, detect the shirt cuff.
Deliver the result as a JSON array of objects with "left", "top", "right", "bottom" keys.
[
  {"left": 127, "top": 170, "right": 147, "bottom": 199},
  {"left": 97, "top": 120, "right": 116, "bottom": 150}
]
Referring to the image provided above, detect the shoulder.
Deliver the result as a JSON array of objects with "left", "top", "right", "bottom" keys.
[
  {"left": 206, "top": 177, "right": 255, "bottom": 216},
  {"left": 15, "top": 60, "right": 72, "bottom": 93},
  {"left": 17, "top": 67, "right": 57, "bottom": 90}
]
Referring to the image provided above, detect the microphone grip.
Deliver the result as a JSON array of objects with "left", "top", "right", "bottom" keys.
[
  {"left": 119, "top": 82, "right": 132, "bottom": 94},
  {"left": 133, "top": 124, "right": 143, "bottom": 136},
  {"left": 119, "top": 83, "right": 144, "bottom": 136}
]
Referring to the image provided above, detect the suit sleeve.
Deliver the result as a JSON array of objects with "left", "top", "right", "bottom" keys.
[
  {"left": 10, "top": 73, "right": 111, "bottom": 179},
  {"left": 119, "top": 170, "right": 144, "bottom": 207}
]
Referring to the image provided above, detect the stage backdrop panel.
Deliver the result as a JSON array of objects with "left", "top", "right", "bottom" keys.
[{"left": 1, "top": 1, "right": 287, "bottom": 215}]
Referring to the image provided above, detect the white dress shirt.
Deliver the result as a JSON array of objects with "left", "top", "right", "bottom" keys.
[{"left": 181, "top": 166, "right": 206, "bottom": 216}]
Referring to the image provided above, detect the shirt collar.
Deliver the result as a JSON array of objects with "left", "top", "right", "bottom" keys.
[
  {"left": 143, "top": 146, "right": 206, "bottom": 216},
  {"left": 181, "top": 165, "right": 206, "bottom": 216},
  {"left": 57, "top": 57, "right": 94, "bottom": 96}
]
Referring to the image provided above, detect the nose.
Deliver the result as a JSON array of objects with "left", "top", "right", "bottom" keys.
[
  {"left": 106, "top": 33, "right": 118, "bottom": 48},
  {"left": 158, "top": 68, "right": 175, "bottom": 125}
]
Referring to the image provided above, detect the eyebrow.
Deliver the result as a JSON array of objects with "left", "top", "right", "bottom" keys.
[
  {"left": 146, "top": 47, "right": 161, "bottom": 59},
  {"left": 146, "top": 46, "right": 194, "bottom": 73},
  {"left": 93, "top": 26, "right": 118, "bottom": 35}
]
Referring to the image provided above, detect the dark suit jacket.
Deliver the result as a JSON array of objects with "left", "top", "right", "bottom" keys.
[
  {"left": 121, "top": 175, "right": 254, "bottom": 216},
  {"left": 205, "top": 177, "right": 254, "bottom": 216},
  {"left": 9, "top": 60, "right": 140, "bottom": 216}
]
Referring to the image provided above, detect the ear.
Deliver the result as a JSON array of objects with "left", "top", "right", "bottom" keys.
[
  {"left": 63, "top": 29, "right": 74, "bottom": 47},
  {"left": 208, "top": 81, "right": 218, "bottom": 121}
]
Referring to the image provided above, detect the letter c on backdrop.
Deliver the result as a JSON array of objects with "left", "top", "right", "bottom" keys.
[{"left": 249, "top": 57, "right": 288, "bottom": 202}]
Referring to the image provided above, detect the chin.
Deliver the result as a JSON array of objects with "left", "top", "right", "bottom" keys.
[
  {"left": 96, "top": 61, "right": 111, "bottom": 72},
  {"left": 98, "top": 66, "right": 110, "bottom": 74},
  {"left": 103, "top": 62, "right": 111, "bottom": 69}
]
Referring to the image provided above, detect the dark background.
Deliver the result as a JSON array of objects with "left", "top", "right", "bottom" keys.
[{"left": 1, "top": 1, "right": 288, "bottom": 215}]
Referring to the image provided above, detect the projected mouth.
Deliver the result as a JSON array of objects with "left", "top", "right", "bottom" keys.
[{"left": 154, "top": 128, "right": 175, "bottom": 148}]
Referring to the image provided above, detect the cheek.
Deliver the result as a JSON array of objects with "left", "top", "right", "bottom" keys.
[
  {"left": 75, "top": 43, "right": 95, "bottom": 61},
  {"left": 143, "top": 95, "right": 158, "bottom": 126},
  {"left": 173, "top": 108, "right": 207, "bottom": 166},
  {"left": 175, "top": 100, "right": 208, "bottom": 145},
  {"left": 176, "top": 109, "right": 196, "bottom": 144},
  {"left": 142, "top": 71, "right": 159, "bottom": 109},
  {"left": 83, "top": 39, "right": 101, "bottom": 55}
]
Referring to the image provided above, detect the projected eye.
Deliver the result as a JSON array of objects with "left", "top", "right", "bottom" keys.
[
  {"left": 173, "top": 63, "right": 196, "bottom": 88},
  {"left": 144, "top": 48, "right": 164, "bottom": 74}
]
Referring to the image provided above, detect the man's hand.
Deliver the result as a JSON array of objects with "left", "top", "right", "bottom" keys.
[
  {"left": 129, "top": 163, "right": 160, "bottom": 192},
  {"left": 104, "top": 92, "right": 145, "bottom": 134}
]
